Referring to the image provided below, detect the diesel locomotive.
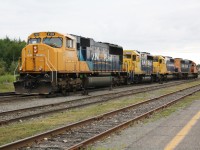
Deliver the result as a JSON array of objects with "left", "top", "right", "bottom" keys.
[
  {"left": 14, "top": 32, "right": 126, "bottom": 94},
  {"left": 14, "top": 32, "right": 198, "bottom": 95}
]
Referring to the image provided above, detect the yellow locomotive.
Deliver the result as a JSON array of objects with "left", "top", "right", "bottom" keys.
[
  {"left": 123, "top": 50, "right": 153, "bottom": 83},
  {"left": 153, "top": 55, "right": 176, "bottom": 81},
  {"left": 14, "top": 32, "right": 124, "bottom": 94}
]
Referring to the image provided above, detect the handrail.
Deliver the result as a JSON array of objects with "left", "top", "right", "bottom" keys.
[
  {"left": 14, "top": 57, "right": 25, "bottom": 81},
  {"left": 13, "top": 62, "right": 19, "bottom": 81},
  {"left": 14, "top": 50, "right": 26, "bottom": 80},
  {"left": 47, "top": 49, "right": 57, "bottom": 84},
  {"left": 44, "top": 57, "right": 54, "bottom": 82}
]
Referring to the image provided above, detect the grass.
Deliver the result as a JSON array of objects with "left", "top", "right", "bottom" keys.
[
  {"left": 0, "top": 79, "right": 200, "bottom": 146},
  {"left": 0, "top": 74, "right": 15, "bottom": 92}
]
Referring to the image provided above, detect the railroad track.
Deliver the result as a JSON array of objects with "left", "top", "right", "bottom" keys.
[
  {"left": 0, "top": 92, "right": 15, "bottom": 96},
  {"left": 0, "top": 79, "right": 199, "bottom": 125},
  {"left": 0, "top": 94, "right": 40, "bottom": 103},
  {"left": 1, "top": 82, "right": 200, "bottom": 149},
  {"left": 0, "top": 79, "right": 199, "bottom": 104},
  {"left": 0, "top": 93, "right": 41, "bottom": 103}
]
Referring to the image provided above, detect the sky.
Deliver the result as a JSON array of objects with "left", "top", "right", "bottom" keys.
[{"left": 0, "top": 0, "right": 200, "bottom": 64}]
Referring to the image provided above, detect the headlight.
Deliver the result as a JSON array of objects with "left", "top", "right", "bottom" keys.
[
  {"left": 19, "top": 66, "right": 22, "bottom": 71},
  {"left": 39, "top": 67, "right": 43, "bottom": 71},
  {"left": 33, "top": 45, "right": 38, "bottom": 53}
]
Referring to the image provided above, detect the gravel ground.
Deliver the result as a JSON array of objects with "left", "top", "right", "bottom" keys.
[
  {"left": 92, "top": 100, "right": 200, "bottom": 150},
  {"left": 0, "top": 82, "right": 168, "bottom": 112}
]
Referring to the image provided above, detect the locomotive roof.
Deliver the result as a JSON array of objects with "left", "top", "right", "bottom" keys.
[
  {"left": 71, "top": 34, "right": 123, "bottom": 49},
  {"left": 153, "top": 55, "right": 165, "bottom": 59},
  {"left": 164, "top": 56, "right": 173, "bottom": 58},
  {"left": 29, "top": 32, "right": 76, "bottom": 40}
]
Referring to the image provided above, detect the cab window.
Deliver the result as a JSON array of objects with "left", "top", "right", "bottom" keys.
[
  {"left": 28, "top": 38, "right": 41, "bottom": 44},
  {"left": 66, "top": 38, "right": 73, "bottom": 48},
  {"left": 132, "top": 55, "right": 136, "bottom": 61},
  {"left": 43, "top": 37, "right": 63, "bottom": 48},
  {"left": 123, "top": 55, "right": 131, "bottom": 59},
  {"left": 153, "top": 58, "right": 158, "bottom": 62}
]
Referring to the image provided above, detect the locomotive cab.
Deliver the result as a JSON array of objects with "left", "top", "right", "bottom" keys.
[
  {"left": 153, "top": 56, "right": 175, "bottom": 81},
  {"left": 14, "top": 32, "right": 90, "bottom": 94},
  {"left": 188, "top": 61, "right": 198, "bottom": 78},
  {"left": 18, "top": 32, "right": 79, "bottom": 72},
  {"left": 153, "top": 56, "right": 166, "bottom": 74},
  {"left": 123, "top": 50, "right": 153, "bottom": 83}
]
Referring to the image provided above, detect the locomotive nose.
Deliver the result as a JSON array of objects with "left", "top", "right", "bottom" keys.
[
  {"left": 14, "top": 79, "right": 52, "bottom": 94},
  {"left": 23, "top": 44, "right": 47, "bottom": 72}
]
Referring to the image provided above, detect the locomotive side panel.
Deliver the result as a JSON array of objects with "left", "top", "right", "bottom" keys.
[
  {"left": 181, "top": 59, "right": 190, "bottom": 73},
  {"left": 166, "top": 58, "right": 175, "bottom": 73},
  {"left": 174, "top": 58, "right": 181, "bottom": 73},
  {"left": 74, "top": 35, "right": 123, "bottom": 72},
  {"left": 140, "top": 52, "right": 153, "bottom": 75}
]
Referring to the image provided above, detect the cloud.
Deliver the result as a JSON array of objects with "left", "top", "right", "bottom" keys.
[{"left": 0, "top": 0, "right": 200, "bottom": 64}]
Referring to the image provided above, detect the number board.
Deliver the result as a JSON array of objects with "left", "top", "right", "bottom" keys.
[
  {"left": 34, "top": 33, "right": 40, "bottom": 36},
  {"left": 125, "top": 52, "right": 131, "bottom": 55},
  {"left": 47, "top": 32, "right": 55, "bottom": 36}
]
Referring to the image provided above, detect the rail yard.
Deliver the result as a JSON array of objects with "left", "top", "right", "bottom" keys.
[
  {"left": 0, "top": 78, "right": 199, "bottom": 149},
  {"left": 1, "top": 0, "right": 200, "bottom": 149},
  {"left": 0, "top": 31, "right": 199, "bottom": 150}
]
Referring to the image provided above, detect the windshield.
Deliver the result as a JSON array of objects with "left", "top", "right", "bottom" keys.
[
  {"left": 28, "top": 38, "right": 41, "bottom": 44},
  {"left": 43, "top": 37, "right": 63, "bottom": 48},
  {"left": 123, "top": 55, "right": 131, "bottom": 59}
]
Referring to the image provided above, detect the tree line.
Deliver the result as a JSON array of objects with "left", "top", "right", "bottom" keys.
[{"left": 0, "top": 37, "right": 26, "bottom": 75}]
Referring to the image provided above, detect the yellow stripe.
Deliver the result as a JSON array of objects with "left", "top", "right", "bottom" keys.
[{"left": 164, "top": 111, "right": 200, "bottom": 150}]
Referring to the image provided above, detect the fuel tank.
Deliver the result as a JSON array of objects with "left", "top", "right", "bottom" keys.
[{"left": 87, "top": 76, "right": 112, "bottom": 87}]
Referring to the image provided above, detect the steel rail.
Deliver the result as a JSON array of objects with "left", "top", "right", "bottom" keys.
[
  {"left": 0, "top": 92, "right": 15, "bottom": 96},
  {"left": 0, "top": 94, "right": 40, "bottom": 103}
]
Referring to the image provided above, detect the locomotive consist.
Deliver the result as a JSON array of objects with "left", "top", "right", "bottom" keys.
[{"left": 14, "top": 32, "right": 198, "bottom": 94}]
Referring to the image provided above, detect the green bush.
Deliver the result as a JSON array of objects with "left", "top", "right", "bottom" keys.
[
  {"left": 0, "top": 74, "right": 15, "bottom": 84},
  {"left": 9, "top": 61, "right": 18, "bottom": 73},
  {"left": 0, "top": 37, "right": 26, "bottom": 74},
  {"left": 0, "top": 59, "right": 6, "bottom": 75}
]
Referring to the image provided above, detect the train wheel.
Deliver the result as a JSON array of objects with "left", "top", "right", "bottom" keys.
[
  {"left": 81, "top": 77, "right": 89, "bottom": 95},
  {"left": 150, "top": 76, "right": 154, "bottom": 83},
  {"left": 164, "top": 75, "right": 167, "bottom": 82},
  {"left": 126, "top": 78, "right": 132, "bottom": 85},
  {"left": 62, "top": 88, "right": 69, "bottom": 96},
  {"left": 134, "top": 76, "right": 139, "bottom": 84},
  {"left": 82, "top": 90, "right": 88, "bottom": 95},
  {"left": 159, "top": 76, "right": 164, "bottom": 84}
]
